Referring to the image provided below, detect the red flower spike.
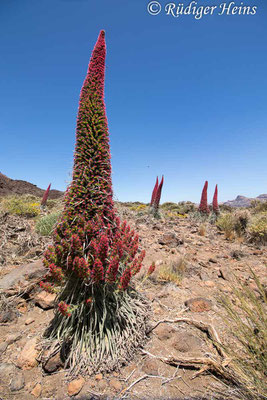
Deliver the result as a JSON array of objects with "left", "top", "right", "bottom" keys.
[
  {"left": 212, "top": 184, "right": 219, "bottom": 214},
  {"left": 150, "top": 177, "right": 158, "bottom": 207},
  {"left": 105, "top": 257, "right": 119, "bottom": 284},
  {"left": 153, "top": 175, "right": 164, "bottom": 211},
  {"left": 91, "top": 258, "right": 104, "bottom": 283},
  {"left": 41, "top": 183, "right": 51, "bottom": 207},
  {"left": 119, "top": 268, "right": 131, "bottom": 290},
  {"left": 41, "top": 31, "right": 146, "bottom": 295},
  {"left": 147, "top": 262, "right": 156, "bottom": 276},
  {"left": 63, "top": 30, "right": 114, "bottom": 224},
  {"left": 199, "top": 180, "right": 210, "bottom": 214}
]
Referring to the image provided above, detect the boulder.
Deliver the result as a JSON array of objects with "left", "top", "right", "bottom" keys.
[
  {"left": 158, "top": 232, "right": 183, "bottom": 247},
  {"left": 0, "top": 260, "right": 46, "bottom": 292},
  {"left": 185, "top": 297, "right": 212, "bottom": 312},
  {"left": 43, "top": 352, "right": 64, "bottom": 373},
  {"left": 31, "top": 383, "right": 42, "bottom": 398},
  {"left": 67, "top": 377, "right": 85, "bottom": 396},
  {"left": 35, "top": 291, "right": 56, "bottom": 310},
  {"left": 16, "top": 337, "right": 38, "bottom": 370},
  {"left": 10, "top": 372, "right": 25, "bottom": 391}
]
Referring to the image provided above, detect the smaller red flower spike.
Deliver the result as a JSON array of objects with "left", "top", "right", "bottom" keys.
[
  {"left": 150, "top": 177, "right": 158, "bottom": 206},
  {"left": 147, "top": 262, "right": 155, "bottom": 276},
  {"left": 153, "top": 175, "right": 164, "bottom": 211},
  {"left": 212, "top": 184, "right": 219, "bottom": 214},
  {"left": 199, "top": 181, "right": 210, "bottom": 214},
  {"left": 41, "top": 183, "right": 51, "bottom": 206}
]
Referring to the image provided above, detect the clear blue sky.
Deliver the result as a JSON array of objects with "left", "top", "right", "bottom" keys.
[{"left": 1, "top": 0, "right": 266, "bottom": 203}]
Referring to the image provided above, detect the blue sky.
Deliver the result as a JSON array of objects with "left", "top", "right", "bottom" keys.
[{"left": 0, "top": 0, "right": 266, "bottom": 203}]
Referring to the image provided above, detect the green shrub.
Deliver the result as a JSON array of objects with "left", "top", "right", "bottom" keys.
[
  {"left": 247, "top": 213, "right": 267, "bottom": 244},
  {"left": 233, "top": 209, "right": 250, "bottom": 236},
  {"left": 0, "top": 195, "right": 40, "bottom": 217},
  {"left": 216, "top": 213, "right": 236, "bottom": 239},
  {"left": 35, "top": 211, "right": 61, "bottom": 236},
  {"left": 219, "top": 272, "right": 267, "bottom": 399}
]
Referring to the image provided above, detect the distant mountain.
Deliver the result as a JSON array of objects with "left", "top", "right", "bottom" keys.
[
  {"left": 0, "top": 173, "right": 63, "bottom": 199},
  {"left": 224, "top": 194, "right": 267, "bottom": 208}
]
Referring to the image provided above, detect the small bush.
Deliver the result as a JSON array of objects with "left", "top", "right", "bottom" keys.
[
  {"left": 0, "top": 195, "right": 40, "bottom": 217},
  {"left": 250, "top": 200, "right": 267, "bottom": 214},
  {"left": 157, "top": 256, "right": 186, "bottom": 285},
  {"left": 247, "top": 213, "right": 267, "bottom": 244},
  {"left": 35, "top": 211, "right": 61, "bottom": 236},
  {"left": 216, "top": 213, "right": 236, "bottom": 239},
  {"left": 219, "top": 272, "right": 267, "bottom": 399},
  {"left": 233, "top": 209, "right": 250, "bottom": 236}
]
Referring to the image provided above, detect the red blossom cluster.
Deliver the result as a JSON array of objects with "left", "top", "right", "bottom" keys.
[
  {"left": 150, "top": 176, "right": 164, "bottom": 211},
  {"left": 43, "top": 214, "right": 143, "bottom": 290},
  {"left": 58, "top": 301, "right": 72, "bottom": 317},
  {"left": 41, "top": 31, "right": 145, "bottom": 297},
  {"left": 41, "top": 183, "right": 51, "bottom": 207}
]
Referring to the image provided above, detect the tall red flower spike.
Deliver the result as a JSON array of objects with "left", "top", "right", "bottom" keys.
[
  {"left": 63, "top": 30, "right": 114, "bottom": 224},
  {"left": 153, "top": 175, "right": 164, "bottom": 211},
  {"left": 150, "top": 176, "right": 158, "bottom": 206},
  {"left": 212, "top": 184, "right": 219, "bottom": 214},
  {"left": 199, "top": 180, "right": 210, "bottom": 214},
  {"left": 42, "top": 30, "right": 145, "bottom": 294},
  {"left": 41, "top": 183, "right": 51, "bottom": 207}
]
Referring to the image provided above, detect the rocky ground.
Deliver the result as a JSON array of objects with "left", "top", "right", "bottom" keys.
[{"left": 0, "top": 204, "right": 266, "bottom": 400}]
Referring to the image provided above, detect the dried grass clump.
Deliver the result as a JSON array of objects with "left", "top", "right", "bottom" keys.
[
  {"left": 157, "top": 256, "right": 187, "bottom": 285},
  {"left": 219, "top": 272, "right": 267, "bottom": 399},
  {"left": 199, "top": 223, "right": 207, "bottom": 236}
]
